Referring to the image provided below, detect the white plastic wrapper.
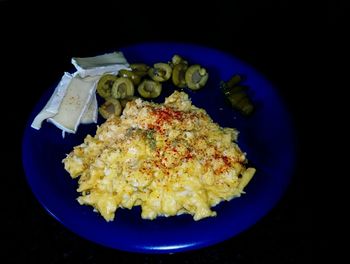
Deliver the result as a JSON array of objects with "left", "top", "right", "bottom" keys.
[
  {"left": 31, "top": 72, "right": 72, "bottom": 130},
  {"left": 31, "top": 73, "right": 99, "bottom": 136},
  {"left": 31, "top": 51, "right": 129, "bottom": 137},
  {"left": 71, "top": 51, "right": 130, "bottom": 78}
]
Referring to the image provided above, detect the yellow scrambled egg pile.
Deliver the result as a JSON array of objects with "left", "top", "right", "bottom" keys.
[{"left": 63, "top": 91, "right": 255, "bottom": 221}]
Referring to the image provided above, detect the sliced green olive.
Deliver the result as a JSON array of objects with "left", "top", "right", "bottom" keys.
[
  {"left": 118, "top": 69, "right": 141, "bottom": 85},
  {"left": 120, "top": 96, "right": 139, "bottom": 108},
  {"left": 98, "top": 98, "right": 122, "bottom": 119},
  {"left": 148, "top": 63, "right": 172, "bottom": 82},
  {"left": 111, "top": 77, "right": 135, "bottom": 99},
  {"left": 171, "top": 54, "right": 188, "bottom": 66},
  {"left": 96, "top": 74, "right": 118, "bottom": 99},
  {"left": 137, "top": 79, "right": 162, "bottom": 98},
  {"left": 185, "top": 65, "right": 209, "bottom": 90},
  {"left": 172, "top": 63, "right": 188, "bottom": 88},
  {"left": 130, "top": 63, "right": 150, "bottom": 77}
]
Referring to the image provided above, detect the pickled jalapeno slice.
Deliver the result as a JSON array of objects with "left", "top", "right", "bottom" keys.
[
  {"left": 226, "top": 74, "right": 243, "bottom": 89},
  {"left": 220, "top": 74, "right": 254, "bottom": 116},
  {"left": 223, "top": 85, "right": 248, "bottom": 95},
  {"left": 235, "top": 97, "right": 254, "bottom": 116}
]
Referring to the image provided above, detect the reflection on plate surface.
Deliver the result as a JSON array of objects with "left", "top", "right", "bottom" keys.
[{"left": 22, "top": 42, "right": 296, "bottom": 253}]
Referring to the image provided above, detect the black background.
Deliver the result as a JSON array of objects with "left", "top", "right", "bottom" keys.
[{"left": 1, "top": 0, "right": 333, "bottom": 262}]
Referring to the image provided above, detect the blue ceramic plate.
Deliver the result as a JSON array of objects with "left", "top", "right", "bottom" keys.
[{"left": 22, "top": 42, "right": 296, "bottom": 253}]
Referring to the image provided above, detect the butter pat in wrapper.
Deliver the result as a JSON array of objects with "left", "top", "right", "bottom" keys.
[
  {"left": 48, "top": 75, "right": 99, "bottom": 135},
  {"left": 31, "top": 73, "right": 99, "bottom": 136},
  {"left": 72, "top": 51, "right": 130, "bottom": 78},
  {"left": 31, "top": 51, "right": 129, "bottom": 137},
  {"left": 31, "top": 73, "right": 72, "bottom": 130},
  {"left": 80, "top": 93, "right": 98, "bottom": 124}
]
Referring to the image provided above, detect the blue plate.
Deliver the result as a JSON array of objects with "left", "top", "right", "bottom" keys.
[{"left": 22, "top": 42, "right": 296, "bottom": 253}]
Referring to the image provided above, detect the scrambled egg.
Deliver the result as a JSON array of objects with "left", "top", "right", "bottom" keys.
[{"left": 63, "top": 91, "right": 255, "bottom": 221}]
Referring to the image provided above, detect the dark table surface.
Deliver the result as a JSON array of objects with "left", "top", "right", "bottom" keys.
[{"left": 1, "top": 0, "right": 325, "bottom": 262}]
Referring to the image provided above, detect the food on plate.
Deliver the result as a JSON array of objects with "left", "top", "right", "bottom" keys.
[
  {"left": 185, "top": 64, "right": 209, "bottom": 90},
  {"left": 120, "top": 96, "right": 139, "bottom": 108},
  {"left": 31, "top": 73, "right": 72, "bottom": 130},
  {"left": 137, "top": 79, "right": 162, "bottom": 99},
  {"left": 148, "top": 63, "right": 172, "bottom": 82},
  {"left": 97, "top": 73, "right": 137, "bottom": 120},
  {"left": 96, "top": 74, "right": 118, "bottom": 99},
  {"left": 31, "top": 73, "right": 99, "bottom": 136},
  {"left": 130, "top": 63, "right": 150, "bottom": 77},
  {"left": 79, "top": 92, "right": 98, "bottom": 124},
  {"left": 221, "top": 74, "right": 254, "bottom": 116},
  {"left": 111, "top": 77, "right": 135, "bottom": 99},
  {"left": 118, "top": 69, "right": 142, "bottom": 85},
  {"left": 32, "top": 51, "right": 130, "bottom": 136},
  {"left": 94, "top": 55, "right": 210, "bottom": 104},
  {"left": 225, "top": 74, "right": 242, "bottom": 88},
  {"left": 172, "top": 62, "right": 188, "bottom": 88},
  {"left": 47, "top": 76, "right": 99, "bottom": 134},
  {"left": 125, "top": 55, "right": 210, "bottom": 100},
  {"left": 98, "top": 97, "right": 122, "bottom": 119},
  {"left": 63, "top": 91, "right": 255, "bottom": 221},
  {"left": 171, "top": 54, "right": 188, "bottom": 66}
]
